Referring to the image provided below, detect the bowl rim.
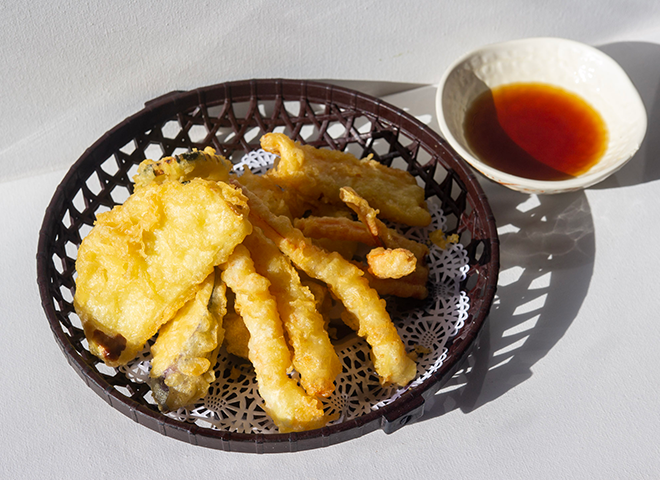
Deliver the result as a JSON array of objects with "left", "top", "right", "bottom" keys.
[
  {"left": 435, "top": 36, "right": 648, "bottom": 193},
  {"left": 36, "top": 78, "right": 500, "bottom": 452}
]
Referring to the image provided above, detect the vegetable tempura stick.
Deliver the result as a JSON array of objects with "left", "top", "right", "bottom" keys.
[
  {"left": 220, "top": 245, "right": 327, "bottom": 433},
  {"left": 361, "top": 267, "right": 430, "bottom": 300},
  {"left": 294, "top": 215, "right": 429, "bottom": 261},
  {"left": 149, "top": 271, "right": 221, "bottom": 412},
  {"left": 239, "top": 185, "right": 417, "bottom": 387},
  {"left": 339, "top": 187, "right": 429, "bottom": 261},
  {"left": 294, "top": 216, "right": 383, "bottom": 246},
  {"left": 261, "top": 132, "right": 431, "bottom": 226},
  {"left": 244, "top": 228, "right": 341, "bottom": 397}
]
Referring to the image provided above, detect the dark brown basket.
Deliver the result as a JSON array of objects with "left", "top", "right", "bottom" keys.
[{"left": 36, "top": 79, "right": 499, "bottom": 453}]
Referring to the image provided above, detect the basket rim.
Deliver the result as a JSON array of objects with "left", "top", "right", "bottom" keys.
[{"left": 36, "top": 78, "right": 499, "bottom": 452}]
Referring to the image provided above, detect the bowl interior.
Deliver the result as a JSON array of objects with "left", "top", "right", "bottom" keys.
[{"left": 437, "top": 37, "right": 647, "bottom": 192}]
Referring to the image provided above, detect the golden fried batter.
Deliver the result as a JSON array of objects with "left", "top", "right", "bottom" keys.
[
  {"left": 244, "top": 228, "right": 341, "bottom": 397},
  {"left": 223, "top": 311, "right": 251, "bottom": 360},
  {"left": 366, "top": 247, "right": 417, "bottom": 279},
  {"left": 234, "top": 169, "right": 299, "bottom": 219},
  {"left": 239, "top": 184, "right": 417, "bottom": 387},
  {"left": 133, "top": 147, "right": 232, "bottom": 189},
  {"left": 340, "top": 187, "right": 430, "bottom": 299},
  {"left": 149, "top": 272, "right": 220, "bottom": 412},
  {"left": 262, "top": 132, "right": 431, "bottom": 226},
  {"left": 294, "top": 215, "right": 429, "bottom": 262},
  {"left": 339, "top": 187, "right": 429, "bottom": 261},
  {"left": 221, "top": 245, "right": 327, "bottom": 432},
  {"left": 294, "top": 216, "right": 379, "bottom": 247},
  {"left": 74, "top": 179, "right": 252, "bottom": 366}
]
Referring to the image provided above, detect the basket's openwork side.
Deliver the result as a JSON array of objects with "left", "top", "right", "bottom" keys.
[{"left": 37, "top": 79, "right": 499, "bottom": 453}]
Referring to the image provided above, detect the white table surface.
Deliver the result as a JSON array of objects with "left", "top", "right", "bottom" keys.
[{"left": 3, "top": 11, "right": 660, "bottom": 480}]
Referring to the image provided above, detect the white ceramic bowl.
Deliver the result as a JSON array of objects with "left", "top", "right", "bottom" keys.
[{"left": 436, "top": 37, "right": 647, "bottom": 194}]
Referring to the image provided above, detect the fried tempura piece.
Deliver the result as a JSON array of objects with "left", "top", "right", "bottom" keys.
[
  {"left": 221, "top": 245, "right": 327, "bottom": 432},
  {"left": 208, "top": 270, "right": 228, "bottom": 344},
  {"left": 239, "top": 184, "right": 417, "bottom": 387},
  {"left": 295, "top": 216, "right": 374, "bottom": 246},
  {"left": 133, "top": 147, "right": 232, "bottom": 189},
  {"left": 339, "top": 187, "right": 429, "bottom": 260},
  {"left": 223, "top": 311, "right": 250, "bottom": 360},
  {"left": 234, "top": 169, "right": 298, "bottom": 219},
  {"left": 340, "top": 186, "right": 430, "bottom": 299},
  {"left": 149, "top": 272, "right": 220, "bottom": 412},
  {"left": 74, "top": 179, "right": 252, "bottom": 366},
  {"left": 294, "top": 215, "right": 429, "bottom": 261},
  {"left": 243, "top": 228, "right": 341, "bottom": 397},
  {"left": 362, "top": 267, "right": 430, "bottom": 300},
  {"left": 261, "top": 133, "right": 431, "bottom": 226},
  {"left": 366, "top": 247, "right": 417, "bottom": 279},
  {"left": 310, "top": 237, "right": 359, "bottom": 261}
]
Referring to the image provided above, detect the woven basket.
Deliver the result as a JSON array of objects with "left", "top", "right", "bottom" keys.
[{"left": 36, "top": 79, "right": 499, "bottom": 453}]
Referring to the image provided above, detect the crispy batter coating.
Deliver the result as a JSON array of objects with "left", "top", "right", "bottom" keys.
[
  {"left": 295, "top": 216, "right": 378, "bottom": 247},
  {"left": 340, "top": 187, "right": 430, "bottom": 299},
  {"left": 74, "top": 179, "right": 252, "bottom": 366},
  {"left": 234, "top": 169, "right": 301, "bottom": 219},
  {"left": 310, "top": 237, "right": 359, "bottom": 261},
  {"left": 361, "top": 267, "right": 430, "bottom": 300},
  {"left": 366, "top": 247, "right": 417, "bottom": 279},
  {"left": 294, "top": 215, "right": 429, "bottom": 262},
  {"left": 223, "top": 311, "right": 251, "bottom": 360},
  {"left": 149, "top": 272, "right": 220, "bottom": 412},
  {"left": 261, "top": 132, "right": 431, "bottom": 226},
  {"left": 221, "top": 245, "right": 327, "bottom": 433},
  {"left": 339, "top": 187, "right": 429, "bottom": 260},
  {"left": 133, "top": 147, "right": 232, "bottom": 189},
  {"left": 244, "top": 228, "right": 341, "bottom": 397},
  {"left": 239, "top": 184, "right": 417, "bottom": 387},
  {"left": 208, "top": 269, "right": 228, "bottom": 344}
]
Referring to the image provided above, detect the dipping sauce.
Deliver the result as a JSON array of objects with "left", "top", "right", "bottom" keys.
[{"left": 464, "top": 82, "right": 608, "bottom": 181}]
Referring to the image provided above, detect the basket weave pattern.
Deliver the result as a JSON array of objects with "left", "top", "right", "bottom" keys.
[{"left": 37, "top": 79, "right": 499, "bottom": 453}]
